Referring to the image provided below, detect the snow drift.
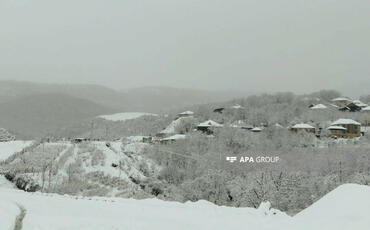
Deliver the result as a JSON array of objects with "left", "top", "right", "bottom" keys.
[
  {"left": 0, "top": 183, "right": 369, "bottom": 230},
  {"left": 292, "top": 184, "right": 370, "bottom": 229}
]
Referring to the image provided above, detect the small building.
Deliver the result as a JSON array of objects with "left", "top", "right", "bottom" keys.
[
  {"left": 251, "top": 127, "right": 262, "bottom": 132},
  {"left": 159, "top": 134, "right": 186, "bottom": 144},
  {"left": 290, "top": 123, "right": 316, "bottom": 133},
  {"left": 327, "top": 126, "right": 347, "bottom": 138},
  {"left": 338, "top": 103, "right": 362, "bottom": 112},
  {"left": 346, "top": 103, "right": 362, "bottom": 112},
  {"left": 197, "top": 120, "right": 223, "bottom": 134},
  {"left": 329, "top": 119, "right": 361, "bottom": 138},
  {"left": 176, "top": 111, "right": 194, "bottom": 119}
]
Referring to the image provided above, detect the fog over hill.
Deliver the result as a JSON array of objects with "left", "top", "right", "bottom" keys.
[
  {"left": 0, "top": 93, "right": 115, "bottom": 139},
  {"left": 0, "top": 81, "right": 251, "bottom": 112},
  {"left": 0, "top": 81, "right": 252, "bottom": 138}
]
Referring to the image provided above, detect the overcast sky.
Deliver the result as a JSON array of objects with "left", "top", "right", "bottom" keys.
[{"left": 1, "top": 0, "right": 369, "bottom": 96}]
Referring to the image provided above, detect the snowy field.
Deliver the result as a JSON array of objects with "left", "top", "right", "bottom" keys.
[
  {"left": 0, "top": 179, "right": 369, "bottom": 230},
  {"left": 99, "top": 112, "right": 158, "bottom": 121},
  {"left": 0, "top": 141, "right": 33, "bottom": 161}
]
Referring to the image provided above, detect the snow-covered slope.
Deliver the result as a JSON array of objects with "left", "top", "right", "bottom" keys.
[
  {"left": 99, "top": 112, "right": 157, "bottom": 121},
  {"left": 0, "top": 140, "right": 33, "bottom": 161},
  {"left": 0, "top": 183, "right": 369, "bottom": 230},
  {"left": 292, "top": 184, "right": 370, "bottom": 229},
  {"left": 0, "top": 185, "right": 287, "bottom": 230},
  {"left": 3, "top": 140, "right": 158, "bottom": 198}
]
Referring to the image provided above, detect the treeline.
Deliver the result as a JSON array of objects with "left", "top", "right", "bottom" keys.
[{"left": 146, "top": 128, "right": 370, "bottom": 214}]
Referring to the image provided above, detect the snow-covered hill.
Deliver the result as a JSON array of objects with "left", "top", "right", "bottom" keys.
[
  {"left": 0, "top": 184, "right": 287, "bottom": 230},
  {"left": 292, "top": 184, "right": 370, "bottom": 229},
  {"left": 0, "top": 141, "right": 33, "bottom": 161},
  {"left": 0, "top": 183, "right": 368, "bottom": 230},
  {"left": 2, "top": 139, "right": 159, "bottom": 197}
]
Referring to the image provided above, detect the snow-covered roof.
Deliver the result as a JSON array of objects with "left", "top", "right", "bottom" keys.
[
  {"left": 178, "top": 111, "right": 194, "bottom": 115},
  {"left": 291, "top": 123, "right": 315, "bottom": 129},
  {"left": 353, "top": 100, "right": 368, "bottom": 107},
  {"left": 361, "top": 106, "right": 370, "bottom": 111},
  {"left": 198, "top": 120, "right": 223, "bottom": 127},
  {"left": 251, "top": 127, "right": 262, "bottom": 132},
  {"left": 331, "top": 119, "right": 361, "bottom": 126},
  {"left": 310, "top": 104, "right": 327, "bottom": 109},
  {"left": 327, "top": 126, "right": 347, "bottom": 130},
  {"left": 332, "top": 97, "right": 351, "bottom": 102},
  {"left": 161, "top": 134, "right": 186, "bottom": 141}
]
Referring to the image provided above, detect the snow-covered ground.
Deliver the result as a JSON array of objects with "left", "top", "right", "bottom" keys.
[
  {"left": 3, "top": 139, "right": 157, "bottom": 198},
  {"left": 0, "top": 182, "right": 368, "bottom": 230},
  {"left": 99, "top": 112, "right": 158, "bottom": 121},
  {"left": 0, "top": 182, "right": 287, "bottom": 230},
  {"left": 291, "top": 184, "right": 370, "bottom": 229},
  {"left": 0, "top": 140, "right": 33, "bottom": 161}
]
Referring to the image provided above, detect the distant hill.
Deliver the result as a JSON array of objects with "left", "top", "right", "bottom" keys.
[
  {"left": 119, "top": 86, "right": 250, "bottom": 112},
  {"left": 0, "top": 93, "right": 115, "bottom": 138},
  {"left": 0, "top": 81, "right": 253, "bottom": 138},
  {"left": 0, "top": 81, "right": 251, "bottom": 113}
]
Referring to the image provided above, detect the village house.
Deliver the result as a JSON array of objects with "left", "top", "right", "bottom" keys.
[
  {"left": 290, "top": 123, "right": 316, "bottom": 133},
  {"left": 327, "top": 126, "right": 347, "bottom": 138},
  {"left": 197, "top": 120, "right": 223, "bottom": 134},
  {"left": 251, "top": 127, "right": 262, "bottom": 133},
  {"left": 339, "top": 102, "right": 362, "bottom": 112},
  {"left": 328, "top": 119, "right": 361, "bottom": 138}
]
